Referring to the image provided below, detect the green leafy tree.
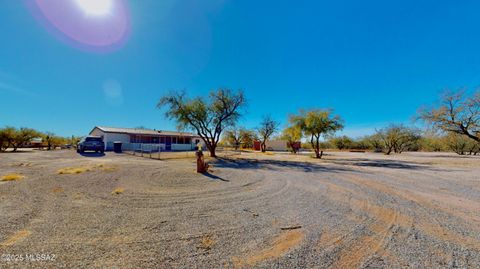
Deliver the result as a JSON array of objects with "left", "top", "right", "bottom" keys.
[
  {"left": 281, "top": 126, "right": 302, "bottom": 154},
  {"left": 43, "top": 132, "right": 56, "bottom": 150},
  {"left": 158, "top": 89, "right": 246, "bottom": 157},
  {"left": 0, "top": 127, "right": 16, "bottom": 152},
  {"left": 290, "top": 109, "right": 344, "bottom": 158},
  {"left": 8, "top": 127, "right": 41, "bottom": 152},
  {"left": 257, "top": 115, "right": 279, "bottom": 152},
  {"left": 239, "top": 129, "right": 257, "bottom": 149},
  {"left": 43, "top": 132, "right": 67, "bottom": 150}
]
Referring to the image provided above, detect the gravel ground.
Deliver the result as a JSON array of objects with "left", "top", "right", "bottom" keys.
[{"left": 0, "top": 150, "right": 479, "bottom": 268}]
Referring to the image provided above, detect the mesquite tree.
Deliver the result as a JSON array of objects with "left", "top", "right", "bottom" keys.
[
  {"left": 290, "top": 109, "right": 343, "bottom": 158},
  {"left": 257, "top": 115, "right": 279, "bottom": 152},
  {"left": 10, "top": 128, "right": 41, "bottom": 152},
  {"left": 223, "top": 127, "right": 242, "bottom": 150},
  {"left": 281, "top": 126, "right": 302, "bottom": 154},
  {"left": 158, "top": 89, "right": 246, "bottom": 157},
  {"left": 419, "top": 90, "right": 480, "bottom": 142},
  {"left": 375, "top": 125, "right": 420, "bottom": 155}
]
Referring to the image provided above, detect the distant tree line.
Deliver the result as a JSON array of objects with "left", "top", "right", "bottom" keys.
[
  {"left": 0, "top": 126, "right": 78, "bottom": 152},
  {"left": 158, "top": 88, "right": 478, "bottom": 157}
]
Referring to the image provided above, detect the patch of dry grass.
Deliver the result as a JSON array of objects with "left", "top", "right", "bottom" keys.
[
  {"left": 57, "top": 167, "right": 91, "bottom": 175},
  {"left": 99, "top": 165, "right": 117, "bottom": 172},
  {"left": 57, "top": 164, "right": 117, "bottom": 175},
  {"left": 112, "top": 188, "right": 125, "bottom": 195},
  {"left": 52, "top": 187, "right": 64, "bottom": 193},
  {"left": 1, "top": 173, "right": 24, "bottom": 181},
  {"left": 0, "top": 230, "right": 31, "bottom": 247},
  {"left": 199, "top": 235, "right": 215, "bottom": 250}
]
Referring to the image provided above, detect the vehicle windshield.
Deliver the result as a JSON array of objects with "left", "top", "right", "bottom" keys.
[{"left": 85, "top": 137, "right": 102, "bottom": 142}]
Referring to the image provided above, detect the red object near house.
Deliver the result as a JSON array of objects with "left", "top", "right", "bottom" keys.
[{"left": 253, "top": 141, "right": 261, "bottom": 151}]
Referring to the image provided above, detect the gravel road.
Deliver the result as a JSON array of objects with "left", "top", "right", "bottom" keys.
[{"left": 0, "top": 150, "right": 479, "bottom": 268}]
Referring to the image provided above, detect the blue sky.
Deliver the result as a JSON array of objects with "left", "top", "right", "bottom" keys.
[{"left": 1, "top": 0, "right": 480, "bottom": 137}]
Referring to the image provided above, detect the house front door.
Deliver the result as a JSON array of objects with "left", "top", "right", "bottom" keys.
[{"left": 165, "top": 137, "right": 172, "bottom": 151}]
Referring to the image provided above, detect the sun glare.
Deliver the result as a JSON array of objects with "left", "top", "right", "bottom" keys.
[{"left": 75, "top": 0, "right": 113, "bottom": 16}]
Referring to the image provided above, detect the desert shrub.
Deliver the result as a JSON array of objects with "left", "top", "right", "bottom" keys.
[
  {"left": 329, "top": 136, "right": 354, "bottom": 150},
  {"left": 446, "top": 133, "right": 480, "bottom": 155},
  {"left": 350, "top": 139, "right": 371, "bottom": 150},
  {"left": 418, "top": 135, "right": 447, "bottom": 152},
  {"left": 376, "top": 124, "right": 421, "bottom": 155},
  {"left": 361, "top": 134, "right": 384, "bottom": 152}
]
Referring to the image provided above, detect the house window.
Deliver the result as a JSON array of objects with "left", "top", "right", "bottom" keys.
[
  {"left": 185, "top": 137, "right": 191, "bottom": 144},
  {"left": 160, "top": 137, "right": 165, "bottom": 143},
  {"left": 172, "top": 137, "right": 177, "bottom": 144}
]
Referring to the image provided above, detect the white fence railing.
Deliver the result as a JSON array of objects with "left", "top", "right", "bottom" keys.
[{"left": 106, "top": 142, "right": 198, "bottom": 152}]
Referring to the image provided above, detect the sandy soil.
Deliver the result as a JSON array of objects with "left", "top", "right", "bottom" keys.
[{"left": 0, "top": 150, "right": 479, "bottom": 268}]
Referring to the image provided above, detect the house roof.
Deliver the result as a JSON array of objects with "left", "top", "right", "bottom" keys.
[{"left": 92, "top": 126, "right": 199, "bottom": 137}]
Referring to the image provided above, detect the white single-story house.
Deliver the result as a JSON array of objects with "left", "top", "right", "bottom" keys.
[{"left": 89, "top": 126, "right": 204, "bottom": 151}]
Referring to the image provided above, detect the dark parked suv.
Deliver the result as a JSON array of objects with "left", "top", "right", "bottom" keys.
[{"left": 77, "top": 136, "right": 105, "bottom": 153}]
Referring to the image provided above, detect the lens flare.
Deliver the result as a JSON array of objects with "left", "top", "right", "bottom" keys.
[
  {"left": 31, "top": 0, "right": 130, "bottom": 52},
  {"left": 75, "top": 0, "right": 113, "bottom": 16}
]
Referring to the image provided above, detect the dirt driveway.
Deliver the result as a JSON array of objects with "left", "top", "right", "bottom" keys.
[{"left": 0, "top": 150, "right": 479, "bottom": 268}]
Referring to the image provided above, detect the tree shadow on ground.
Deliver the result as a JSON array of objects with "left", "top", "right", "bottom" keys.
[
  {"left": 78, "top": 152, "right": 105, "bottom": 158},
  {"left": 202, "top": 171, "right": 229, "bottom": 182},
  {"left": 213, "top": 156, "right": 448, "bottom": 172},
  {"left": 329, "top": 158, "right": 436, "bottom": 170},
  {"left": 213, "top": 157, "right": 354, "bottom": 173},
  {"left": 424, "top": 154, "right": 480, "bottom": 159}
]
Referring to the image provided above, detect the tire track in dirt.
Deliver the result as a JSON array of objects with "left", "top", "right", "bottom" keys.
[
  {"left": 231, "top": 229, "right": 305, "bottom": 268},
  {"left": 310, "top": 178, "right": 413, "bottom": 268},
  {"left": 379, "top": 171, "right": 480, "bottom": 224},
  {"left": 340, "top": 173, "right": 480, "bottom": 251}
]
